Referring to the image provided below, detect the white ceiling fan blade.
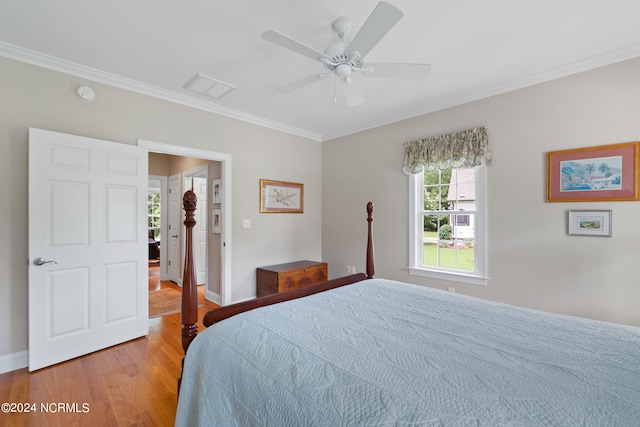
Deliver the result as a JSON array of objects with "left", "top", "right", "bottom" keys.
[
  {"left": 276, "top": 73, "right": 331, "bottom": 93},
  {"left": 262, "top": 30, "right": 332, "bottom": 63},
  {"left": 347, "top": 2, "right": 403, "bottom": 60},
  {"left": 341, "top": 78, "right": 365, "bottom": 107},
  {"left": 362, "top": 63, "right": 431, "bottom": 79}
]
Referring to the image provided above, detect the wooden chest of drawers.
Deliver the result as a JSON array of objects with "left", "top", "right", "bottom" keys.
[{"left": 256, "top": 260, "right": 328, "bottom": 297}]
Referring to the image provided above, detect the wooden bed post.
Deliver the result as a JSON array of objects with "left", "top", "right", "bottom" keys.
[
  {"left": 178, "top": 188, "right": 198, "bottom": 392},
  {"left": 181, "top": 188, "right": 198, "bottom": 352},
  {"left": 366, "top": 201, "right": 375, "bottom": 279}
]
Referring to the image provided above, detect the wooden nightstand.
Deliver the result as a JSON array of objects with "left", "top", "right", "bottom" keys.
[{"left": 256, "top": 261, "right": 328, "bottom": 297}]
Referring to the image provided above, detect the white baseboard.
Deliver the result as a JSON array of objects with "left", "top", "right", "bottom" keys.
[
  {"left": 0, "top": 350, "right": 28, "bottom": 374},
  {"left": 206, "top": 290, "right": 221, "bottom": 305}
]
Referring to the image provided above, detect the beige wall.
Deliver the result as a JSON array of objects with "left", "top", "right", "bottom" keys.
[
  {"left": 149, "top": 152, "right": 172, "bottom": 176},
  {"left": 0, "top": 56, "right": 322, "bottom": 361},
  {"left": 323, "top": 57, "right": 640, "bottom": 327},
  {"left": 3, "top": 52, "right": 639, "bottom": 368}
]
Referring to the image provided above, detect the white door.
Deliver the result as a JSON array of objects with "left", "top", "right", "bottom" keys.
[
  {"left": 167, "top": 174, "right": 181, "bottom": 283},
  {"left": 28, "top": 128, "right": 148, "bottom": 371}
]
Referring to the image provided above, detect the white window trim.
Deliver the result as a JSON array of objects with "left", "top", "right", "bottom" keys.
[{"left": 408, "top": 165, "right": 488, "bottom": 286}]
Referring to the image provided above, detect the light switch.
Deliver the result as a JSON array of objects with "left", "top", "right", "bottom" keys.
[{"left": 243, "top": 219, "right": 251, "bottom": 228}]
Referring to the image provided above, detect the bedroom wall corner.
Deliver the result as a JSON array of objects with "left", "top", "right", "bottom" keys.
[{"left": 322, "top": 56, "right": 640, "bottom": 327}]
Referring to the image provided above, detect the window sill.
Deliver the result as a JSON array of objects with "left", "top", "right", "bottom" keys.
[{"left": 407, "top": 267, "right": 488, "bottom": 287}]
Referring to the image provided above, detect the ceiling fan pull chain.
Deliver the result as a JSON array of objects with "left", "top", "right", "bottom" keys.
[{"left": 333, "top": 75, "right": 338, "bottom": 104}]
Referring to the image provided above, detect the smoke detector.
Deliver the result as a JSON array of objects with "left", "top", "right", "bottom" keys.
[{"left": 76, "top": 85, "right": 96, "bottom": 102}]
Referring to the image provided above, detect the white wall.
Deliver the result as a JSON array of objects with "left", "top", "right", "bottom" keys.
[
  {"left": 323, "top": 57, "right": 640, "bottom": 327},
  {"left": 0, "top": 56, "right": 322, "bottom": 363}
]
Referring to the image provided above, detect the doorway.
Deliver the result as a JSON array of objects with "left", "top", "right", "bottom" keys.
[
  {"left": 147, "top": 158, "right": 216, "bottom": 315},
  {"left": 139, "top": 139, "right": 232, "bottom": 307}
]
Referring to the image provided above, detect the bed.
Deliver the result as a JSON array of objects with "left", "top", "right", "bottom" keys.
[{"left": 176, "top": 198, "right": 640, "bottom": 426}]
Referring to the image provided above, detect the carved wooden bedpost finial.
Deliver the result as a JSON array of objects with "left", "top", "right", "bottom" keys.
[
  {"left": 181, "top": 189, "right": 198, "bottom": 354},
  {"left": 366, "top": 202, "right": 375, "bottom": 279}
]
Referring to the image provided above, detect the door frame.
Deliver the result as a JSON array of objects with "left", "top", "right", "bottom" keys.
[{"left": 138, "top": 139, "right": 233, "bottom": 306}]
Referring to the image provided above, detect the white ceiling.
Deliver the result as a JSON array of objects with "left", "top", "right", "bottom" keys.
[{"left": 1, "top": 0, "right": 640, "bottom": 141}]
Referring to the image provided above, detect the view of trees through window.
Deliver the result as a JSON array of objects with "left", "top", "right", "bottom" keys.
[
  {"left": 422, "top": 168, "right": 476, "bottom": 272},
  {"left": 148, "top": 192, "right": 161, "bottom": 240}
]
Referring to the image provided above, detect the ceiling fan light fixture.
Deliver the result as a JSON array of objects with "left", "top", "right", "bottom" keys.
[
  {"left": 263, "top": 1, "right": 429, "bottom": 107},
  {"left": 335, "top": 63, "right": 352, "bottom": 78}
]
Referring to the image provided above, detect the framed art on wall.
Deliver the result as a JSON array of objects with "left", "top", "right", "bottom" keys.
[
  {"left": 212, "top": 209, "right": 221, "bottom": 234},
  {"left": 546, "top": 142, "right": 640, "bottom": 202},
  {"left": 260, "top": 179, "right": 304, "bottom": 213},
  {"left": 212, "top": 179, "right": 222, "bottom": 204},
  {"left": 568, "top": 210, "right": 612, "bottom": 237}
]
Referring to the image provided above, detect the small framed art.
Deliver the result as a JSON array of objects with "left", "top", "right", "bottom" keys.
[
  {"left": 212, "top": 179, "right": 222, "bottom": 204},
  {"left": 260, "top": 179, "right": 303, "bottom": 213},
  {"left": 212, "top": 209, "right": 221, "bottom": 234},
  {"left": 546, "top": 142, "right": 639, "bottom": 202},
  {"left": 568, "top": 210, "right": 612, "bottom": 237}
]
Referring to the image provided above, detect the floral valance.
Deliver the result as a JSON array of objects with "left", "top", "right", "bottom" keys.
[{"left": 403, "top": 126, "right": 491, "bottom": 174}]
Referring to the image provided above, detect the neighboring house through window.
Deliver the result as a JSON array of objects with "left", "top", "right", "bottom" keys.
[
  {"left": 408, "top": 165, "right": 488, "bottom": 286},
  {"left": 404, "top": 126, "right": 490, "bottom": 286}
]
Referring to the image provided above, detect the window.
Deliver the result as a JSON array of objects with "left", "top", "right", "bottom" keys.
[
  {"left": 409, "top": 165, "right": 487, "bottom": 286},
  {"left": 148, "top": 191, "right": 161, "bottom": 240},
  {"left": 456, "top": 214, "right": 470, "bottom": 226}
]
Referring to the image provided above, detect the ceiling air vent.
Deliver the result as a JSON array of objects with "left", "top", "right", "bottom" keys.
[{"left": 184, "top": 73, "right": 236, "bottom": 99}]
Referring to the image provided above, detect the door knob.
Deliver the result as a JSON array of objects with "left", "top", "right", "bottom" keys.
[{"left": 33, "top": 257, "right": 57, "bottom": 266}]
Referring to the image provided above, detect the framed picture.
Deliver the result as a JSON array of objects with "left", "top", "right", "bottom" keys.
[
  {"left": 212, "top": 179, "right": 222, "bottom": 204},
  {"left": 212, "top": 209, "right": 221, "bottom": 234},
  {"left": 546, "top": 142, "right": 640, "bottom": 202},
  {"left": 260, "top": 179, "right": 303, "bottom": 213},
  {"left": 568, "top": 210, "right": 612, "bottom": 237}
]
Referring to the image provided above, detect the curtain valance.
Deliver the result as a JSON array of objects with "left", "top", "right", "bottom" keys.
[{"left": 403, "top": 126, "right": 491, "bottom": 174}]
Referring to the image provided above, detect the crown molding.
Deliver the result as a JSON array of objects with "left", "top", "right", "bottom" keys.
[
  {"left": 2, "top": 41, "right": 639, "bottom": 143},
  {"left": 0, "top": 41, "right": 322, "bottom": 142},
  {"left": 321, "top": 43, "right": 640, "bottom": 141}
]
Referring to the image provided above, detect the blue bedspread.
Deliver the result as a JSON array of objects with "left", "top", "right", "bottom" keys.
[{"left": 176, "top": 278, "right": 640, "bottom": 426}]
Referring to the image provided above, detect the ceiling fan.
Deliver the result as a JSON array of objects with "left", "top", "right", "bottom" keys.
[{"left": 261, "top": 1, "right": 431, "bottom": 107}]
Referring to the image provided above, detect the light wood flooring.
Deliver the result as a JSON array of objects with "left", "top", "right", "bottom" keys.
[{"left": 0, "top": 265, "right": 218, "bottom": 427}]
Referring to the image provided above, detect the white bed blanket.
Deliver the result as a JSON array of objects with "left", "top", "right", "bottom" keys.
[{"left": 176, "top": 278, "right": 640, "bottom": 426}]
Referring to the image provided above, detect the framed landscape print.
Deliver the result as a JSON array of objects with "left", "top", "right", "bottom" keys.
[
  {"left": 260, "top": 179, "right": 304, "bottom": 213},
  {"left": 546, "top": 142, "right": 640, "bottom": 202},
  {"left": 568, "top": 210, "right": 612, "bottom": 237}
]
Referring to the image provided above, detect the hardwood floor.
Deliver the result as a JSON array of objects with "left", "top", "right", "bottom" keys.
[{"left": 0, "top": 265, "right": 217, "bottom": 427}]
